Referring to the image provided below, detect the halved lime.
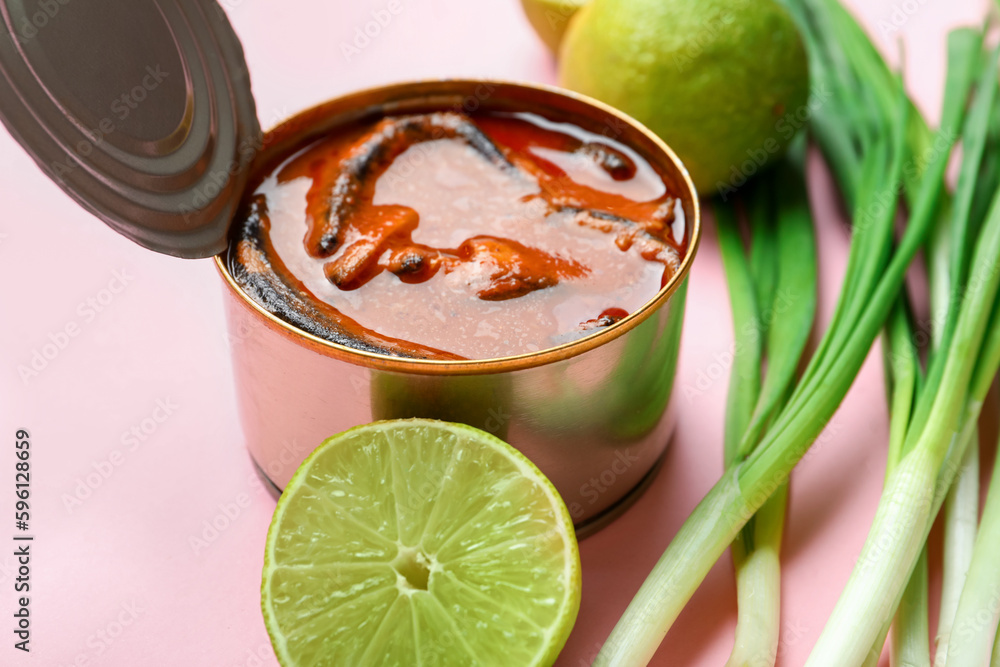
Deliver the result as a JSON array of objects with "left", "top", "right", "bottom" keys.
[{"left": 261, "top": 419, "right": 582, "bottom": 666}]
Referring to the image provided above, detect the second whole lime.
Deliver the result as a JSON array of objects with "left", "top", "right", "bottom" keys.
[
  {"left": 520, "top": 0, "right": 589, "bottom": 53},
  {"left": 559, "top": 0, "right": 809, "bottom": 195}
]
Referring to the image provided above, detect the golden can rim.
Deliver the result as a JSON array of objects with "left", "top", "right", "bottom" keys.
[{"left": 215, "top": 78, "right": 702, "bottom": 376}]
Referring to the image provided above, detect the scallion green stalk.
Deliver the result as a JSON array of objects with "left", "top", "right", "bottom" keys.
[
  {"left": 595, "top": 1, "right": 968, "bottom": 661},
  {"left": 714, "top": 191, "right": 775, "bottom": 667},
  {"left": 726, "top": 485, "right": 787, "bottom": 667},
  {"left": 944, "top": 428, "right": 1000, "bottom": 666},
  {"left": 911, "top": 29, "right": 998, "bottom": 667},
  {"left": 806, "top": 166, "right": 1000, "bottom": 667},
  {"left": 933, "top": 441, "right": 980, "bottom": 666},
  {"left": 992, "top": 622, "right": 1000, "bottom": 666},
  {"left": 740, "top": 154, "right": 818, "bottom": 460},
  {"left": 716, "top": 150, "right": 817, "bottom": 667},
  {"left": 716, "top": 202, "right": 762, "bottom": 469},
  {"left": 901, "top": 29, "right": 992, "bottom": 449},
  {"left": 893, "top": 549, "right": 931, "bottom": 667},
  {"left": 883, "top": 301, "right": 929, "bottom": 667},
  {"left": 793, "top": 25, "right": 997, "bottom": 664}
]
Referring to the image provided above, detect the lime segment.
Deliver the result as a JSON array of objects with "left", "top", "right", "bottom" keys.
[{"left": 262, "top": 419, "right": 581, "bottom": 666}]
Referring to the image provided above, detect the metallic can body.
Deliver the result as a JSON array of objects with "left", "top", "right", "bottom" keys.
[{"left": 217, "top": 80, "right": 700, "bottom": 534}]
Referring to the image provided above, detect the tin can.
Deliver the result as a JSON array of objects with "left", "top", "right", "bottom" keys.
[{"left": 216, "top": 80, "right": 700, "bottom": 536}]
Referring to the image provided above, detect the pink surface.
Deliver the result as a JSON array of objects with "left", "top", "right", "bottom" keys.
[{"left": 0, "top": 1, "right": 990, "bottom": 665}]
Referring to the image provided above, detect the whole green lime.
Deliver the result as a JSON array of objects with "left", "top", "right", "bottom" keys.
[
  {"left": 559, "top": 0, "right": 809, "bottom": 195},
  {"left": 520, "top": 0, "right": 589, "bottom": 53}
]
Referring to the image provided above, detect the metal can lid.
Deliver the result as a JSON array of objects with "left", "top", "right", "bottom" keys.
[{"left": 0, "top": 0, "right": 260, "bottom": 258}]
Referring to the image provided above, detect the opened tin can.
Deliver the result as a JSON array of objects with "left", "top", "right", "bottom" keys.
[{"left": 216, "top": 80, "right": 700, "bottom": 535}]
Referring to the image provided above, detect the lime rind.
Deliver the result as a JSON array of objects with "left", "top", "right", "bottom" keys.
[{"left": 262, "top": 419, "right": 581, "bottom": 667}]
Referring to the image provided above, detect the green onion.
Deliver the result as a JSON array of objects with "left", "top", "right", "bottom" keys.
[
  {"left": 715, "top": 195, "right": 774, "bottom": 667},
  {"left": 805, "top": 31, "right": 1000, "bottom": 663},
  {"left": 716, "top": 200, "right": 762, "bottom": 470},
  {"left": 893, "top": 32, "right": 971, "bottom": 665},
  {"left": 933, "top": 442, "right": 980, "bottom": 665},
  {"left": 894, "top": 549, "right": 931, "bottom": 666},
  {"left": 807, "top": 142, "right": 1000, "bottom": 666},
  {"left": 742, "top": 154, "right": 818, "bottom": 458},
  {"left": 715, "top": 146, "right": 818, "bottom": 667},
  {"left": 909, "top": 27, "right": 997, "bottom": 667},
  {"left": 593, "top": 0, "right": 981, "bottom": 662},
  {"left": 884, "top": 301, "right": 922, "bottom": 473},
  {"left": 901, "top": 28, "right": 991, "bottom": 453},
  {"left": 594, "top": 7, "right": 952, "bottom": 667},
  {"left": 944, "top": 428, "right": 1000, "bottom": 665},
  {"left": 882, "top": 301, "right": 929, "bottom": 667}
]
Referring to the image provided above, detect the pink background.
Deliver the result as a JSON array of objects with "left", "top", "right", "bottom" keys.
[{"left": 0, "top": 0, "right": 993, "bottom": 665}]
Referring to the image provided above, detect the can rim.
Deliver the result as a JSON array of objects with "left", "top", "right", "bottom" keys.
[{"left": 215, "top": 78, "right": 701, "bottom": 375}]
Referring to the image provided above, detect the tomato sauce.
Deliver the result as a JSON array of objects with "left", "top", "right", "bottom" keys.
[{"left": 228, "top": 109, "right": 687, "bottom": 360}]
